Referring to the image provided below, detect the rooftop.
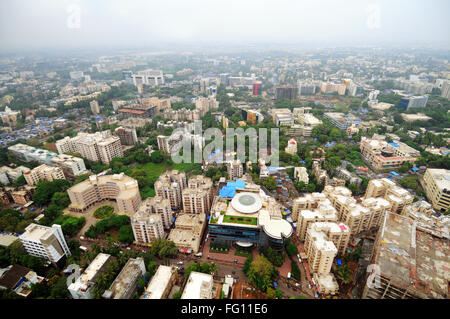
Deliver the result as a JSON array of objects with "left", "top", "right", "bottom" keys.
[
  {"left": 181, "top": 271, "right": 213, "bottom": 299},
  {"left": 68, "top": 173, "right": 139, "bottom": 200},
  {"left": 373, "top": 212, "right": 449, "bottom": 299},
  {"left": 141, "top": 265, "right": 176, "bottom": 299}
]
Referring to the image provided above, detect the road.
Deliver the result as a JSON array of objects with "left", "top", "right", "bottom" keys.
[{"left": 77, "top": 235, "right": 316, "bottom": 299}]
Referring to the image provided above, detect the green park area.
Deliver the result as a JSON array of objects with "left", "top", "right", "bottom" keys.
[{"left": 93, "top": 205, "right": 115, "bottom": 219}]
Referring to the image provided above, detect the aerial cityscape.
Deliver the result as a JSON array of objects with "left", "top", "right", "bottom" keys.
[{"left": 0, "top": 0, "right": 449, "bottom": 305}]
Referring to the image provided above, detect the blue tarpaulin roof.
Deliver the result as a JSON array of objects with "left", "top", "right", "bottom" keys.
[
  {"left": 411, "top": 167, "right": 419, "bottom": 171},
  {"left": 389, "top": 142, "right": 400, "bottom": 148},
  {"left": 390, "top": 171, "right": 400, "bottom": 176},
  {"left": 219, "top": 180, "right": 246, "bottom": 198},
  {"left": 337, "top": 259, "right": 342, "bottom": 265},
  {"left": 301, "top": 160, "right": 306, "bottom": 164}
]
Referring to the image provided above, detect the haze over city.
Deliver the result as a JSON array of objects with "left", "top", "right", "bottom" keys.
[{"left": 1, "top": 0, "right": 450, "bottom": 52}]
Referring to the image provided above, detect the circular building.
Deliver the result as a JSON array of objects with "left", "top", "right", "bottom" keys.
[{"left": 231, "top": 192, "right": 263, "bottom": 214}]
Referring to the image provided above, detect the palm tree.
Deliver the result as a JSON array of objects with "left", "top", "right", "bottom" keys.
[{"left": 335, "top": 265, "right": 352, "bottom": 284}]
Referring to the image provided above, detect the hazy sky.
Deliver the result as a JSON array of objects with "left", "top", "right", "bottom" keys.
[{"left": 1, "top": 0, "right": 449, "bottom": 51}]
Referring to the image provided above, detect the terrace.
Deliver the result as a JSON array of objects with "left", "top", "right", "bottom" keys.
[{"left": 222, "top": 215, "right": 258, "bottom": 226}]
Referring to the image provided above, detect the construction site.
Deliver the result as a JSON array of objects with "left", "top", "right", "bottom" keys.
[{"left": 362, "top": 212, "right": 449, "bottom": 299}]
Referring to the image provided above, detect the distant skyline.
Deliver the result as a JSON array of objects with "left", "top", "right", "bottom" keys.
[{"left": 1, "top": 0, "right": 449, "bottom": 52}]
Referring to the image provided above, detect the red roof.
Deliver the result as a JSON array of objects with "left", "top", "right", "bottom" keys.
[{"left": 119, "top": 109, "right": 146, "bottom": 115}]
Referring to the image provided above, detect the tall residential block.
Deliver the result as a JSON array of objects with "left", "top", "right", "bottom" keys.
[
  {"left": 154, "top": 170, "right": 187, "bottom": 210},
  {"left": 422, "top": 168, "right": 450, "bottom": 212}
]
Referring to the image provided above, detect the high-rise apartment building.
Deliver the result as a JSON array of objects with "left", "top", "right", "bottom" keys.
[
  {"left": 422, "top": 168, "right": 450, "bottom": 212},
  {"left": 50, "top": 154, "right": 87, "bottom": 180},
  {"left": 275, "top": 85, "right": 299, "bottom": 100},
  {"left": 362, "top": 212, "right": 449, "bottom": 299},
  {"left": 56, "top": 131, "right": 123, "bottom": 164},
  {"left": 154, "top": 170, "right": 187, "bottom": 210},
  {"left": 364, "top": 178, "right": 414, "bottom": 214},
  {"left": 137, "top": 196, "right": 173, "bottom": 229},
  {"left": 227, "top": 159, "right": 243, "bottom": 180},
  {"left": 441, "top": 80, "right": 450, "bottom": 99},
  {"left": 187, "top": 175, "right": 214, "bottom": 209},
  {"left": 195, "top": 96, "right": 219, "bottom": 116},
  {"left": 19, "top": 224, "right": 71, "bottom": 264},
  {"left": 182, "top": 188, "right": 210, "bottom": 215},
  {"left": 90, "top": 100, "right": 101, "bottom": 114},
  {"left": 131, "top": 211, "right": 165, "bottom": 244},
  {"left": 304, "top": 222, "right": 342, "bottom": 274},
  {"left": 114, "top": 126, "right": 138, "bottom": 146}
]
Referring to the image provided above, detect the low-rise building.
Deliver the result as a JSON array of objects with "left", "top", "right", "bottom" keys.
[
  {"left": 0, "top": 166, "right": 29, "bottom": 185},
  {"left": 181, "top": 271, "right": 214, "bottom": 299},
  {"left": 102, "top": 257, "right": 146, "bottom": 299},
  {"left": 209, "top": 182, "right": 293, "bottom": 250},
  {"left": 8, "top": 144, "right": 58, "bottom": 165},
  {"left": 68, "top": 253, "right": 113, "bottom": 299},
  {"left": 0, "top": 264, "right": 44, "bottom": 298},
  {"left": 168, "top": 213, "right": 206, "bottom": 254},
  {"left": 360, "top": 137, "right": 419, "bottom": 171},
  {"left": 313, "top": 273, "right": 339, "bottom": 295},
  {"left": 296, "top": 107, "right": 322, "bottom": 136},
  {"left": 23, "top": 164, "right": 65, "bottom": 185},
  {"left": 141, "top": 265, "right": 178, "bottom": 299}
]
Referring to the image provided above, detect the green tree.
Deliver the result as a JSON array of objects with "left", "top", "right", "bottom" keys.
[
  {"left": 118, "top": 225, "right": 134, "bottom": 244},
  {"left": 173, "top": 291, "right": 182, "bottom": 299},
  {"left": 246, "top": 255, "right": 275, "bottom": 292},
  {"left": 262, "top": 176, "right": 277, "bottom": 191}
]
